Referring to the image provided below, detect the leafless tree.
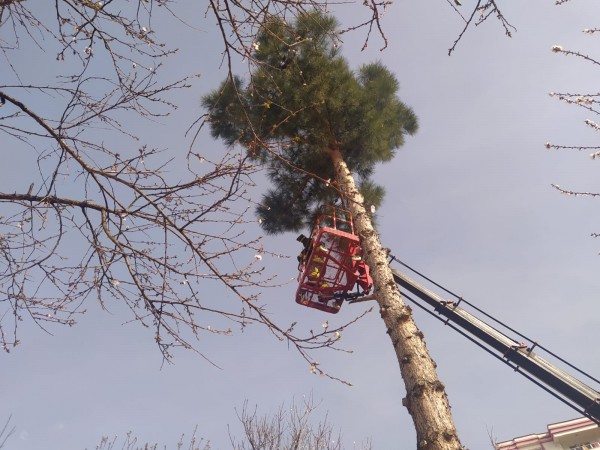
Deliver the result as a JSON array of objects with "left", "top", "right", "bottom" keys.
[
  {"left": 229, "top": 397, "right": 373, "bottom": 450},
  {"left": 92, "top": 428, "right": 211, "bottom": 450},
  {"left": 544, "top": 9, "right": 600, "bottom": 245},
  {"left": 487, "top": 426, "right": 498, "bottom": 450},
  {"left": 87, "top": 398, "right": 370, "bottom": 449},
  {"left": 0, "top": 1, "right": 377, "bottom": 366}
]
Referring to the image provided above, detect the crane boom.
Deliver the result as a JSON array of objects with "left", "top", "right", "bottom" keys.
[{"left": 391, "top": 268, "right": 600, "bottom": 422}]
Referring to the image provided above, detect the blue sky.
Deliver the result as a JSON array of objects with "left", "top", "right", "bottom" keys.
[{"left": 2, "top": 1, "right": 600, "bottom": 448}]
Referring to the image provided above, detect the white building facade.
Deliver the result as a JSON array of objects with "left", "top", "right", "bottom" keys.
[{"left": 496, "top": 418, "right": 600, "bottom": 450}]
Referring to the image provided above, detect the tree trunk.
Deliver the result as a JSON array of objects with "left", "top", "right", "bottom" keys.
[{"left": 328, "top": 147, "right": 464, "bottom": 450}]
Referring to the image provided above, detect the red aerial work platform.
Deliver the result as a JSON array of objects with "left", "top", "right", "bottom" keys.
[{"left": 295, "top": 206, "right": 373, "bottom": 314}]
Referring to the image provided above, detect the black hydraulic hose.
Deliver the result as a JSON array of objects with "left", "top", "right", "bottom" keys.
[
  {"left": 402, "top": 289, "right": 600, "bottom": 424},
  {"left": 389, "top": 255, "right": 600, "bottom": 387},
  {"left": 389, "top": 266, "right": 600, "bottom": 422}
]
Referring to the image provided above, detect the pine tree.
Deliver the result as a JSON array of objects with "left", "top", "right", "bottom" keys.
[{"left": 203, "top": 12, "right": 463, "bottom": 450}]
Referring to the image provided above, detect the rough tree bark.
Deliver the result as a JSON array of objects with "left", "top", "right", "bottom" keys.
[{"left": 327, "top": 145, "right": 463, "bottom": 450}]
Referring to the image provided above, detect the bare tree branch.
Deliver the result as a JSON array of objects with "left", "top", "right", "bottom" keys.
[
  {"left": 448, "top": 0, "right": 515, "bottom": 56},
  {"left": 229, "top": 397, "right": 373, "bottom": 450},
  {"left": 0, "top": 2, "right": 371, "bottom": 368}
]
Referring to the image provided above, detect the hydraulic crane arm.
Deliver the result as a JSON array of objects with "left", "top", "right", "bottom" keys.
[{"left": 391, "top": 268, "right": 600, "bottom": 422}]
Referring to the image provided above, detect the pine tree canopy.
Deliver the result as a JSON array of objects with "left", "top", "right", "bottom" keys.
[{"left": 202, "top": 11, "right": 418, "bottom": 234}]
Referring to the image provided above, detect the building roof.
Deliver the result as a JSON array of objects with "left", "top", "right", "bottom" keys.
[{"left": 496, "top": 417, "right": 599, "bottom": 450}]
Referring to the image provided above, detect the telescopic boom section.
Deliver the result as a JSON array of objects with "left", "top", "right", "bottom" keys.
[{"left": 391, "top": 268, "right": 600, "bottom": 423}]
